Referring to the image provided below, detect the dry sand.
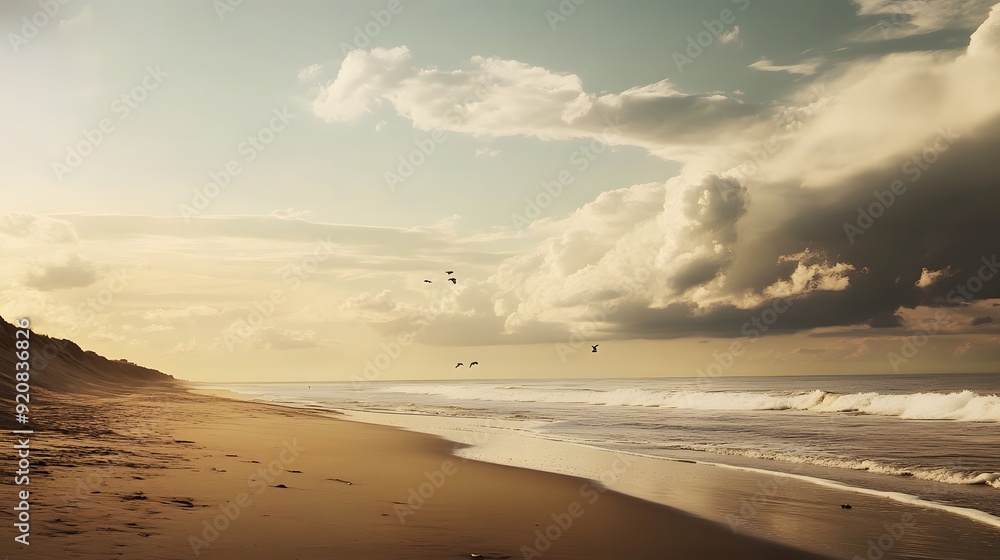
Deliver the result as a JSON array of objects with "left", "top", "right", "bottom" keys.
[{"left": 1, "top": 386, "right": 830, "bottom": 559}]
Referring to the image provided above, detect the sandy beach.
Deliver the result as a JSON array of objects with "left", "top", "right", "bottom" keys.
[
  {"left": 1, "top": 385, "right": 830, "bottom": 559},
  {"left": 6, "top": 1, "right": 1000, "bottom": 558}
]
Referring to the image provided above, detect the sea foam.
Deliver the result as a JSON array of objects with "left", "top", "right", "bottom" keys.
[{"left": 381, "top": 385, "right": 1000, "bottom": 422}]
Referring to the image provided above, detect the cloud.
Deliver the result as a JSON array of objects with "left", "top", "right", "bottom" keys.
[
  {"left": 309, "top": 46, "right": 413, "bottom": 122},
  {"left": 338, "top": 289, "right": 412, "bottom": 322},
  {"left": 22, "top": 253, "right": 100, "bottom": 291},
  {"left": 90, "top": 325, "right": 125, "bottom": 342},
  {"left": 756, "top": 9, "right": 1000, "bottom": 189},
  {"left": 853, "top": 0, "right": 995, "bottom": 40},
  {"left": 297, "top": 63, "right": 322, "bottom": 81},
  {"left": 853, "top": 0, "right": 996, "bottom": 39},
  {"left": 720, "top": 25, "right": 741, "bottom": 46},
  {"left": 0, "top": 287, "right": 82, "bottom": 334},
  {"left": 749, "top": 58, "right": 822, "bottom": 75},
  {"left": 761, "top": 251, "right": 854, "bottom": 300},
  {"left": 482, "top": 7, "right": 1000, "bottom": 340},
  {"left": 53, "top": 214, "right": 502, "bottom": 259},
  {"left": 915, "top": 267, "right": 950, "bottom": 288},
  {"left": 953, "top": 341, "right": 974, "bottom": 355},
  {"left": 475, "top": 147, "right": 500, "bottom": 157},
  {"left": 141, "top": 306, "right": 220, "bottom": 321},
  {"left": 489, "top": 174, "right": 863, "bottom": 339},
  {"left": 0, "top": 213, "right": 78, "bottom": 244},
  {"left": 58, "top": 4, "right": 93, "bottom": 31},
  {"left": 257, "top": 328, "right": 326, "bottom": 350},
  {"left": 969, "top": 3, "right": 1000, "bottom": 57},
  {"left": 308, "top": 47, "right": 771, "bottom": 159},
  {"left": 492, "top": 176, "right": 750, "bottom": 334},
  {"left": 269, "top": 208, "right": 311, "bottom": 219},
  {"left": 17, "top": 8, "right": 1000, "bottom": 354},
  {"left": 215, "top": 323, "right": 329, "bottom": 352},
  {"left": 169, "top": 337, "right": 198, "bottom": 354}
]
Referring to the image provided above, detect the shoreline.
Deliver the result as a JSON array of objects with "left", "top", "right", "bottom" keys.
[
  {"left": 207, "top": 387, "right": 1000, "bottom": 560},
  {"left": 202, "top": 386, "right": 1000, "bottom": 529},
  {"left": 2, "top": 386, "right": 828, "bottom": 559}
]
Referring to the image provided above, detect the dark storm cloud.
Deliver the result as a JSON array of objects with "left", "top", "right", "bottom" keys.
[{"left": 603, "top": 114, "right": 1000, "bottom": 339}]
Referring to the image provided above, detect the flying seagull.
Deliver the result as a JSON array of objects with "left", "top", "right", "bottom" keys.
[
  {"left": 469, "top": 361, "right": 479, "bottom": 367},
  {"left": 448, "top": 278, "right": 457, "bottom": 284},
  {"left": 455, "top": 362, "right": 463, "bottom": 368},
  {"left": 591, "top": 344, "right": 599, "bottom": 353},
  {"left": 423, "top": 280, "right": 433, "bottom": 283},
  {"left": 445, "top": 270, "right": 454, "bottom": 275}
]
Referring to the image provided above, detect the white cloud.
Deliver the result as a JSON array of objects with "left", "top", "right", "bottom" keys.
[
  {"left": 309, "top": 47, "right": 413, "bottom": 122},
  {"left": 0, "top": 213, "right": 78, "bottom": 244},
  {"left": 749, "top": 58, "right": 821, "bottom": 75},
  {"left": 59, "top": 5, "right": 93, "bottom": 31},
  {"left": 969, "top": 3, "right": 1000, "bottom": 57},
  {"left": 309, "top": 47, "right": 770, "bottom": 159},
  {"left": 853, "top": 0, "right": 995, "bottom": 39},
  {"left": 475, "top": 147, "right": 500, "bottom": 157},
  {"left": 758, "top": 9, "right": 1000, "bottom": 188},
  {"left": 720, "top": 25, "right": 741, "bottom": 46},
  {"left": 488, "top": 173, "right": 861, "bottom": 335},
  {"left": 297, "top": 63, "right": 322, "bottom": 81},
  {"left": 916, "top": 267, "right": 950, "bottom": 288},
  {"left": 762, "top": 251, "right": 855, "bottom": 300},
  {"left": 480, "top": 7, "right": 1000, "bottom": 337}
]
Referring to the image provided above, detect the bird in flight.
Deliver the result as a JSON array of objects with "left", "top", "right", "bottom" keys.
[
  {"left": 448, "top": 278, "right": 457, "bottom": 284},
  {"left": 445, "top": 270, "right": 454, "bottom": 275},
  {"left": 592, "top": 344, "right": 599, "bottom": 353},
  {"left": 455, "top": 362, "right": 463, "bottom": 368},
  {"left": 469, "top": 361, "right": 479, "bottom": 367},
  {"left": 423, "top": 280, "right": 433, "bottom": 283}
]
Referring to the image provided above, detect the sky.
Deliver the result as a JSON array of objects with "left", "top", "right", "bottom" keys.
[{"left": 2, "top": 0, "right": 1000, "bottom": 382}]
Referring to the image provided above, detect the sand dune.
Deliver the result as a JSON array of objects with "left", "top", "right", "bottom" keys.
[{"left": 0, "top": 315, "right": 177, "bottom": 408}]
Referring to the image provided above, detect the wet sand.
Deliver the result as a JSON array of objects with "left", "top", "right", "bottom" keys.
[{"left": 0, "top": 387, "right": 828, "bottom": 559}]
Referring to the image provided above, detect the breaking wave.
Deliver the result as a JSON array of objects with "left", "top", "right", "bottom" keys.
[
  {"left": 655, "top": 443, "right": 1000, "bottom": 489},
  {"left": 381, "top": 386, "right": 1000, "bottom": 422}
]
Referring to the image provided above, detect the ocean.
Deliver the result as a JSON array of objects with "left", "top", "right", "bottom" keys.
[{"left": 204, "top": 373, "right": 1000, "bottom": 557}]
